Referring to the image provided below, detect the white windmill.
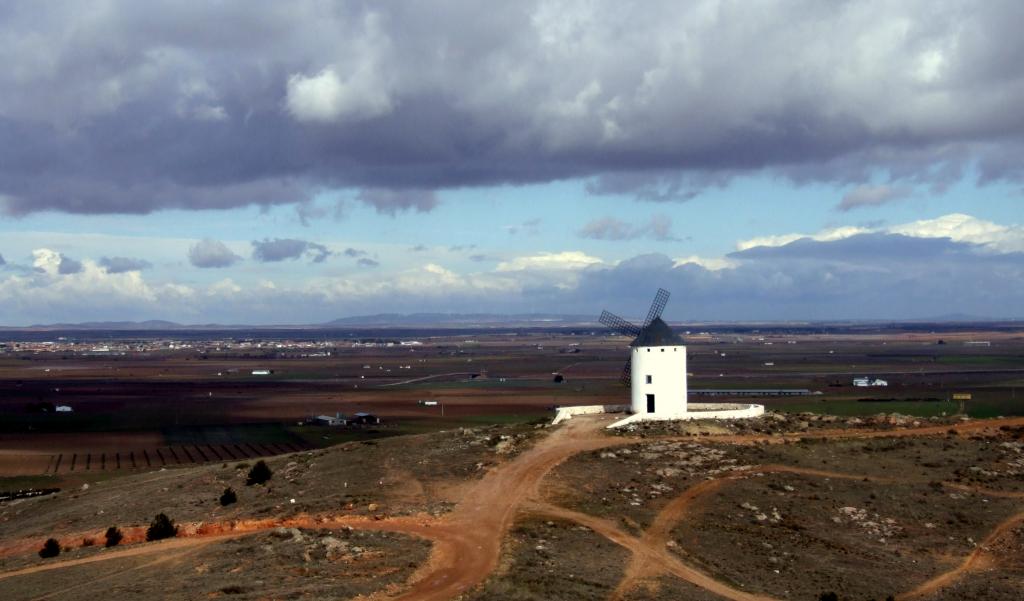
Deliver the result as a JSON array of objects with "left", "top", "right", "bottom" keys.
[{"left": 599, "top": 289, "right": 688, "bottom": 419}]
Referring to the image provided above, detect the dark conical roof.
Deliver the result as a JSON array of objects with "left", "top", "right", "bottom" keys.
[{"left": 630, "top": 317, "right": 684, "bottom": 347}]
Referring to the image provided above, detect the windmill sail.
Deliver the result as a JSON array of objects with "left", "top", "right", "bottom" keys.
[{"left": 601, "top": 288, "right": 672, "bottom": 387}]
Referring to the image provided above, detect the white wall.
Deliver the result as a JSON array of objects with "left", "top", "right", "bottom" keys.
[
  {"left": 631, "top": 345, "right": 687, "bottom": 417},
  {"left": 551, "top": 404, "right": 630, "bottom": 424},
  {"left": 608, "top": 403, "right": 765, "bottom": 428}
]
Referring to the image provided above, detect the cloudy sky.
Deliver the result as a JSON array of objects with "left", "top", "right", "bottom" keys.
[{"left": 1, "top": 0, "right": 1022, "bottom": 325}]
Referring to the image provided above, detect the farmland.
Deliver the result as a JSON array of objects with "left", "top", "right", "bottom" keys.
[{"left": 0, "top": 323, "right": 1022, "bottom": 488}]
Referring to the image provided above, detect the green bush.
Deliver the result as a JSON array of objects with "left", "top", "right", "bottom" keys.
[
  {"left": 145, "top": 513, "right": 178, "bottom": 541},
  {"left": 246, "top": 460, "right": 272, "bottom": 486},
  {"left": 39, "top": 538, "right": 61, "bottom": 558},
  {"left": 105, "top": 526, "right": 124, "bottom": 547},
  {"left": 219, "top": 487, "right": 237, "bottom": 506}
]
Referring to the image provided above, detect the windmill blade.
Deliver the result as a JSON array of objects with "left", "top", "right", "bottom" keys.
[
  {"left": 619, "top": 356, "right": 632, "bottom": 386},
  {"left": 642, "top": 288, "right": 670, "bottom": 327},
  {"left": 599, "top": 310, "right": 641, "bottom": 337}
]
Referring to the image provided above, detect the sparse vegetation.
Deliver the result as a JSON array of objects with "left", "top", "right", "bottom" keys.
[
  {"left": 146, "top": 513, "right": 178, "bottom": 541},
  {"left": 105, "top": 526, "right": 123, "bottom": 547},
  {"left": 38, "top": 538, "right": 61, "bottom": 558},
  {"left": 220, "top": 487, "right": 237, "bottom": 506},
  {"left": 246, "top": 460, "right": 272, "bottom": 486},
  {"left": 81, "top": 536, "right": 94, "bottom": 547}
]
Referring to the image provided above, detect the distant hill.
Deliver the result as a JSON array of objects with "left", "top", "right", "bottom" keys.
[
  {"left": 18, "top": 320, "right": 186, "bottom": 331},
  {"left": 323, "top": 313, "right": 597, "bottom": 326},
  {"left": 0, "top": 314, "right": 599, "bottom": 331}
]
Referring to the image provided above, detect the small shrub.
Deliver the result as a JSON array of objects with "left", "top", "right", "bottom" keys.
[
  {"left": 246, "top": 460, "right": 272, "bottom": 486},
  {"left": 39, "top": 538, "right": 61, "bottom": 558},
  {"left": 819, "top": 593, "right": 839, "bottom": 601},
  {"left": 81, "top": 537, "right": 95, "bottom": 547},
  {"left": 105, "top": 526, "right": 124, "bottom": 547},
  {"left": 220, "top": 487, "right": 237, "bottom": 506},
  {"left": 146, "top": 513, "right": 178, "bottom": 541}
]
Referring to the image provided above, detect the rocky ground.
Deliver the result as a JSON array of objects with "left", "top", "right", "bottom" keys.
[{"left": 2, "top": 412, "right": 1023, "bottom": 600}]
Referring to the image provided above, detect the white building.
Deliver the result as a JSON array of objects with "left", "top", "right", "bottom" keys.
[
  {"left": 629, "top": 317, "right": 688, "bottom": 418},
  {"left": 553, "top": 308, "right": 763, "bottom": 427},
  {"left": 853, "top": 377, "right": 888, "bottom": 387}
]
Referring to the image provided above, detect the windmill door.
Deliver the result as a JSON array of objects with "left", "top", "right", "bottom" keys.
[{"left": 646, "top": 394, "right": 655, "bottom": 413}]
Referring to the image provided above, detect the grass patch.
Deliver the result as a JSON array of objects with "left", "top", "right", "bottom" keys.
[
  {"left": 936, "top": 355, "right": 1023, "bottom": 365},
  {"left": 777, "top": 399, "right": 959, "bottom": 417}
]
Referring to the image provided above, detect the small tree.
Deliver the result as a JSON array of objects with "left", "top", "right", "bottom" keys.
[
  {"left": 146, "top": 513, "right": 178, "bottom": 541},
  {"left": 39, "top": 538, "right": 61, "bottom": 558},
  {"left": 105, "top": 526, "right": 124, "bottom": 547},
  {"left": 219, "top": 487, "right": 237, "bottom": 506},
  {"left": 818, "top": 593, "right": 839, "bottom": 601},
  {"left": 246, "top": 460, "right": 272, "bottom": 486}
]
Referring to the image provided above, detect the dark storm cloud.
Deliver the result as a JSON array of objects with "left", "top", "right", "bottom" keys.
[
  {"left": 188, "top": 239, "right": 241, "bottom": 268},
  {"left": 99, "top": 256, "right": 153, "bottom": 273},
  {"left": 56, "top": 254, "right": 83, "bottom": 275},
  {"left": 355, "top": 189, "right": 439, "bottom": 215},
  {"left": 251, "top": 238, "right": 331, "bottom": 263},
  {"left": 836, "top": 185, "right": 913, "bottom": 212},
  {"left": 2, "top": 1, "right": 1024, "bottom": 215},
  {"left": 579, "top": 214, "right": 677, "bottom": 241},
  {"left": 566, "top": 237, "right": 1024, "bottom": 321}
]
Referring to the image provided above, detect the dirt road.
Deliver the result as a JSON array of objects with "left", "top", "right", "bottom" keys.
[
  {"left": 387, "top": 414, "right": 631, "bottom": 601},
  {"left": 897, "top": 510, "right": 1024, "bottom": 600}
]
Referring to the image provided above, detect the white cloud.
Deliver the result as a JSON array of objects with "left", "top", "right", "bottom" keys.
[
  {"left": 736, "top": 226, "right": 871, "bottom": 251},
  {"left": 285, "top": 13, "right": 394, "bottom": 123},
  {"left": 736, "top": 213, "right": 1024, "bottom": 254},
  {"left": 672, "top": 255, "right": 738, "bottom": 271},
  {"left": 495, "top": 251, "right": 603, "bottom": 272},
  {"left": 287, "top": 67, "right": 393, "bottom": 122},
  {"left": 32, "top": 248, "right": 64, "bottom": 275},
  {"left": 889, "top": 213, "right": 1024, "bottom": 253}
]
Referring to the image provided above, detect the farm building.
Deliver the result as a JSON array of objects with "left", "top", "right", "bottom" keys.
[
  {"left": 314, "top": 413, "right": 346, "bottom": 426},
  {"left": 853, "top": 377, "right": 888, "bottom": 387},
  {"left": 351, "top": 412, "right": 381, "bottom": 425}
]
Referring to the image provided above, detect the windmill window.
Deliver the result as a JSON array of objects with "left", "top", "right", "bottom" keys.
[{"left": 645, "top": 375, "right": 652, "bottom": 384}]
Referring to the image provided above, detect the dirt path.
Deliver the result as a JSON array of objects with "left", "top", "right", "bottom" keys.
[
  {"left": 378, "top": 372, "right": 476, "bottom": 387},
  {"left": 538, "top": 460, "right": 1024, "bottom": 601},
  {"left": 527, "top": 500, "right": 778, "bottom": 601},
  {"left": 385, "top": 414, "right": 632, "bottom": 601},
  {"left": 897, "top": 510, "right": 1024, "bottom": 600}
]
